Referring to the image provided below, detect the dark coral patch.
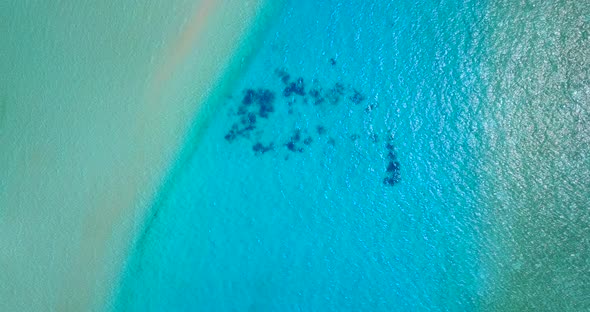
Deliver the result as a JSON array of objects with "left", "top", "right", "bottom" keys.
[
  {"left": 275, "top": 68, "right": 291, "bottom": 84},
  {"left": 371, "top": 134, "right": 379, "bottom": 143},
  {"left": 365, "top": 103, "right": 378, "bottom": 113},
  {"left": 383, "top": 141, "right": 401, "bottom": 186},
  {"left": 285, "top": 129, "right": 305, "bottom": 152},
  {"left": 237, "top": 105, "right": 248, "bottom": 115},
  {"left": 332, "top": 83, "right": 345, "bottom": 95},
  {"left": 292, "top": 129, "right": 301, "bottom": 142},
  {"left": 326, "top": 83, "right": 345, "bottom": 105},
  {"left": 225, "top": 123, "right": 256, "bottom": 142},
  {"left": 224, "top": 128, "right": 237, "bottom": 142},
  {"left": 242, "top": 89, "right": 256, "bottom": 105},
  {"left": 238, "top": 88, "right": 276, "bottom": 119},
  {"left": 387, "top": 160, "right": 400, "bottom": 173},
  {"left": 383, "top": 176, "right": 400, "bottom": 185},
  {"left": 283, "top": 77, "right": 306, "bottom": 97},
  {"left": 308, "top": 88, "right": 325, "bottom": 105},
  {"left": 224, "top": 69, "right": 403, "bottom": 182},
  {"left": 350, "top": 89, "right": 366, "bottom": 104},
  {"left": 226, "top": 88, "right": 275, "bottom": 142},
  {"left": 309, "top": 89, "right": 321, "bottom": 98},
  {"left": 256, "top": 89, "right": 276, "bottom": 118},
  {"left": 285, "top": 141, "right": 303, "bottom": 153},
  {"left": 253, "top": 142, "right": 274, "bottom": 155},
  {"left": 240, "top": 112, "right": 257, "bottom": 126}
]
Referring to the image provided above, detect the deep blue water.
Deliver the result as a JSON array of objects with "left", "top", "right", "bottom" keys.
[{"left": 116, "top": 0, "right": 489, "bottom": 310}]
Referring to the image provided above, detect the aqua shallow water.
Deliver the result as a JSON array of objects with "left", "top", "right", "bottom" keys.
[{"left": 115, "top": 0, "right": 589, "bottom": 310}]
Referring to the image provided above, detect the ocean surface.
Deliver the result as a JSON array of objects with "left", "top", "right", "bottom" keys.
[{"left": 114, "top": 0, "right": 589, "bottom": 310}]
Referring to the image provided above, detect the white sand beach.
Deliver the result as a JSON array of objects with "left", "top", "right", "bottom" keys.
[{"left": 0, "top": 0, "right": 276, "bottom": 310}]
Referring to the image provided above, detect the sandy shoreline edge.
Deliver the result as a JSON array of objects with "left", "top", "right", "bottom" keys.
[{"left": 0, "top": 1, "right": 279, "bottom": 310}]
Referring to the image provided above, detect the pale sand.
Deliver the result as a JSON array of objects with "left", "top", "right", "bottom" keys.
[{"left": 0, "top": 1, "right": 278, "bottom": 310}]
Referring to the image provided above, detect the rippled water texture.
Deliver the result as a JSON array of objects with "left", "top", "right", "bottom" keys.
[
  {"left": 479, "top": 1, "right": 590, "bottom": 310},
  {"left": 115, "top": 0, "right": 589, "bottom": 310}
]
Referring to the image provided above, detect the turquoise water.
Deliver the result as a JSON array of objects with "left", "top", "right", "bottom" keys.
[{"left": 115, "top": 0, "right": 589, "bottom": 310}]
